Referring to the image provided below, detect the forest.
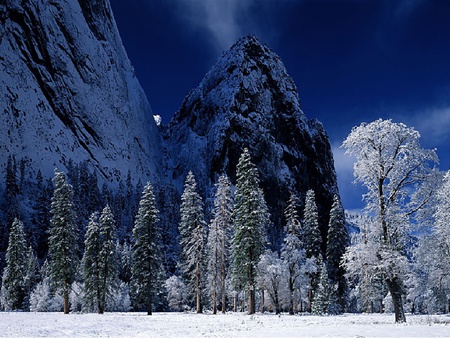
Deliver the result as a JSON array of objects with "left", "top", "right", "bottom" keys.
[{"left": 0, "top": 119, "right": 449, "bottom": 324}]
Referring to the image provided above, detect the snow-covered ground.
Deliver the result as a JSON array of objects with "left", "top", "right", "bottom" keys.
[{"left": 0, "top": 312, "right": 449, "bottom": 337}]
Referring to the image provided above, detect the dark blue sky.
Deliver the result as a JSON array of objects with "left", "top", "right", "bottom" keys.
[{"left": 109, "top": 0, "right": 450, "bottom": 210}]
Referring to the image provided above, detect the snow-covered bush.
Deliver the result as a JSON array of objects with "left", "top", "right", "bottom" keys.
[
  {"left": 29, "top": 277, "right": 63, "bottom": 312},
  {"left": 165, "top": 276, "right": 188, "bottom": 311},
  {"left": 107, "top": 282, "right": 131, "bottom": 312}
]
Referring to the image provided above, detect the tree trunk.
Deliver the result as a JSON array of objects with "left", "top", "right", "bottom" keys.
[
  {"left": 196, "top": 261, "right": 202, "bottom": 313},
  {"left": 261, "top": 289, "right": 265, "bottom": 313},
  {"left": 307, "top": 289, "right": 312, "bottom": 313},
  {"left": 64, "top": 290, "right": 69, "bottom": 314},
  {"left": 386, "top": 277, "right": 406, "bottom": 323},
  {"left": 233, "top": 293, "right": 237, "bottom": 312},
  {"left": 248, "top": 289, "right": 255, "bottom": 314},
  {"left": 288, "top": 276, "right": 294, "bottom": 315},
  {"left": 212, "top": 289, "right": 217, "bottom": 314}
]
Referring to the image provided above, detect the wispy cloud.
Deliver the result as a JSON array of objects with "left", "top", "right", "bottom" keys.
[
  {"left": 170, "top": 0, "right": 300, "bottom": 52},
  {"left": 173, "top": 0, "right": 256, "bottom": 51}
]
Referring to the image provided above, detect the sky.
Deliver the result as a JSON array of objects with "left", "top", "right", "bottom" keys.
[{"left": 109, "top": 0, "right": 450, "bottom": 211}]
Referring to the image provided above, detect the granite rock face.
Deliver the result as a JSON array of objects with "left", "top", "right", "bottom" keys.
[
  {"left": 0, "top": 0, "right": 162, "bottom": 184},
  {"left": 164, "top": 36, "right": 339, "bottom": 246}
]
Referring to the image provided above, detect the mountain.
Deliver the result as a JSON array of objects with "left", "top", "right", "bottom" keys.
[
  {"left": 164, "top": 36, "right": 339, "bottom": 246},
  {"left": 0, "top": 0, "right": 162, "bottom": 184}
]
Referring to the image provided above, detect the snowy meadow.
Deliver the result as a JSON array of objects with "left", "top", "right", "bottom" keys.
[{"left": 0, "top": 312, "right": 449, "bottom": 337}]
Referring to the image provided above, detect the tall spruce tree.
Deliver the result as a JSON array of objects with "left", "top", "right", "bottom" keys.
[
  {"left": 232, "top": 148, "right": 269, "bottom": 314},
  {"left": 23, "top": 245, "right": 41, "bottom": 311},
  {"left": 178, "top": 171, "right": 207, "bottom": 313},
  {"left": 48, "top": 169, "right": 78, "bottom": 314},
  {"left": 206, "top": 174, "right": 233, "bottom": 314},
  {"left": 131, "top": 182, "right": 163, "bottom": 315},
  {"left": 83, "top": 205, "right": 118, "bottom": 314},
  {"left": 1, "top": 218, "right": 27, "bottom": 310},
  {"left": 326, "top": 194, "right": 348, "bottom": 313},
  {"left": 281, "top": 192, "right": 306, "bottom": 315},
  {"left": 303, "top": 189, "right": 322, "bottom": 312},
  {"left": 83, "top": 212, "right": 101, "bottom": 312}
]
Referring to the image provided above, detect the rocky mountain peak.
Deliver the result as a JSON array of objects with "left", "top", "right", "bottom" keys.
[{"left": 165, "top": 36, "right": 338, "bottom": 247}]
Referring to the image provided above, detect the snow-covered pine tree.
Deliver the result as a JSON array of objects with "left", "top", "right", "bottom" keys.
[
  {"left": 281, "top": 192, "right": 306, "bottom": 315},
  {"left": 206, "top": 174, "right": 233, "bottom": 314},
  {"left": 1, "top": 218, "right": 27, "bottom": 310},
  {"left": 303, "top": 190, "right": 322, "bottom": 259},
  {"left": 232, "top": 148, "right": 269, "bottom": 315},
  {"left": 311, "top": 262, "right": 330, "bottom": 315},
  {"left": 303, "top": 189, "right": 322, "bottom": 312},
  {"left": 48, "top": 168, "right": 79, "bottom": 314},
  {"left": 131, "top": 181, "right": 163, "bottom": 315},
  {"left": 326, "top": 194, "right": 348, "bottom": 313},
  {"left": 82, "top": 212, "right": 102, "bottom": 312},
  {"left": 178, "top": 171, "right": 207, "bottom": 313},
  {"left": 23, "top": 245, "right": 41, "bottom": 311},
  {"left": 98, "top": 204, "right": 119, "bottom": 313}
]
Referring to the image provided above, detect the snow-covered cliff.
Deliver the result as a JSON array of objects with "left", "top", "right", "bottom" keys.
[
  {"left": 0, "top": 0, "right": 162, "bottom": 184},
  {"left": 164, "top": 36, "right": 339, "bottom": 245}
]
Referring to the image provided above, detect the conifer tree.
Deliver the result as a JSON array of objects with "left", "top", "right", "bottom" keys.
[
  {"left": 178, "top": 171, "right": 207, "bottom": 313},
  {"left": 48, "top": 169, "right": 78, "bottom": 314},
  {"left": 232, "top": 148, "right": 269, "bottom": 314},
  {"left": 98, "top": 205, "right": 118, "bottom": 313},
  {"left": 311, "top": 262, "right": 330, "bottom": 315},
  {"left": 206, "top": 174, "right": 233, "bottom": 314},
  {"left": 281, "top": 192, "right": 306, "bottom": 315},
  {"left": 131, "top": 182, "right": 163, "bottom": 315},
  {"left": 303, "top": 189, "right": 322, "bottom": 312},
  {"left": 83, "top": 205, "right": 118, "bottom": 314},
  {"left": 23, "top": 245, "right": 41, "bottom": 310},
  {"left": 1, "top": 218, "right": 27, "bottom": 310},
  {"left": 326, "top": 194, "right": 348, "bottom": 313}
]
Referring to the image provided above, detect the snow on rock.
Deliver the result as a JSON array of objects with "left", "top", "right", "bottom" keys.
[
  {"left": 0, "top": 0, "right": 162, "bottom": 185},
  {"left": 164, "top": 36, "right": 339, "bottom": 245}
]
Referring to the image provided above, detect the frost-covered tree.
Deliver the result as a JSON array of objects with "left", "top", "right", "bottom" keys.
[
  {"left": 83, "top": 205, "right": 118, "bottom": 314},
  {"left": 342, "top": 119, "right": 438, "bottom": 322},
  {"left": 303, "top": 190, "right": 322, "bottom": 259},
  {"left": 48, "top": 169, "right": 79, "bottom": 314},
  {"left": 82, "top": 212, "right": 101, "bottom": 311},
  {"left": 281, "top": 192, "right": 306, "bottom": 315},
  {"left": 303, "top": 189, "right": 322, "bottom": 312},
  {"left": 23, "top": 246, "right": 41, "bottom": 311},
  {"left": 178, "top": 172, "right": 207, "bottom": 313},
  {"left": 165, "top": 275, "right": 188, "bottom": 311},
  {"left": 206, "top": 174, "right": 233, "bottom": 314},
  {"left": 29, "top": 260, "right": 63, "bottom": 312},
  {"left": 232, "top": 148, "right": 269, "bottom": 314},
  {"left": 311, "top": 263, "right": 330, "bottom": 315},
  {"left": 1, "top": 218, "right": 27, "bottom": 310},
  {"left": 257, "top": 250, "right": 286, "bottom": 314},
  {"left": 326, "top": 194, "right": 348, "bottom": 313},
  {"left": 131, "top": 182, "right": 163, "bottom": 315},
  {"left": 411, "top": 171, "right": 450, "bottom": 313}
]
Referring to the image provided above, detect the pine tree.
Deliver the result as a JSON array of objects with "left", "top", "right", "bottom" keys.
[
  {"left": 23, "top": 246, "right": 41, "bottom": 311},
  {"left": 232, "top": 148, "right": 269, "bottom": 314},
  {"left": 1, "top": 218, "right": 27, "bottom": 310},
  {"left": 281, "top": 192, "right": 306, "bottom": 315},
  {"left": 311, "top": 262, "right": 330, "bottom": 315},
  {"left": 48, "top": 169, "right": 78, "bottom": 314},
  {"left": 131, "top": 182, "right": 163, "bottom": 315},
  {"left": 326, "top": 194, "right": 348, "bottom": 313},
  {"left": 98, "top": 205, "right": 119, "bottom": 313},
  {"left": 303, "top": 189, "right": 322, "bottom": 312},
  {"left": 206, "top": 174, "right": 233, "bottom": 314},
  {"left": 83, "top": 205, "right": 118, "bottom": 314},
  {"left": 178, "top": 172, "right": 207, "bottom": 313}
]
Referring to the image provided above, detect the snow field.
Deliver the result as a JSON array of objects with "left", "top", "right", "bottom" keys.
[{"left": 0, "top": 312, "right": 449, "bottom": 338}]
